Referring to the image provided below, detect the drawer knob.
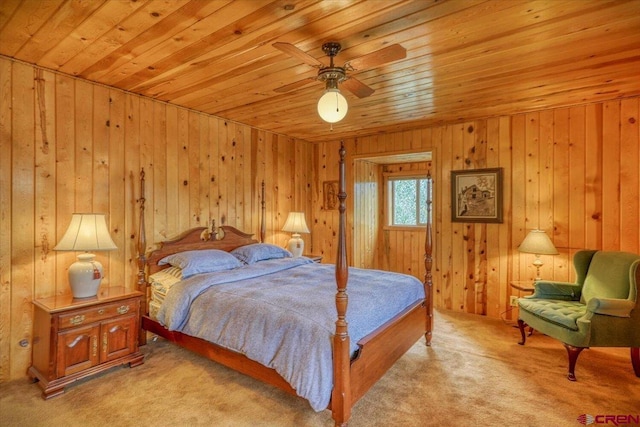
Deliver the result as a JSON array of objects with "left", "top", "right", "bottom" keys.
[
  {"left": 117, "top": 305, "right": 130, "bottom": 315},
  {"left": 69, "top": 315, "right": 85, "bottom": 325},
  {"left": 98, "top": 309, "right": 105, "bottom": 315}
]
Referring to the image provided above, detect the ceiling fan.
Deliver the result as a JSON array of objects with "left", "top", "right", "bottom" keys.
[{"left": 273, "top": 41, "right": 406, "bottom": 123}]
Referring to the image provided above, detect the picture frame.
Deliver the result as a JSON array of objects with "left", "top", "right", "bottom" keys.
[
  {"left": 451, "top": 168, "right": 503, "bottom": 223},
  {"left": 323, "top": 181, "right": 339, "bottom": 210}
]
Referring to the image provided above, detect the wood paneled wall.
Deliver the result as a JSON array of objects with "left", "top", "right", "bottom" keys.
[
  {"left": 352, "top": 160, "right": 380, "bottom": 270},
  {"left": 1, "top": 55, "right": 639, "bottom": 382},
  {"left": 313, "top": 99, "right": 639, "bottom": 320},
  {"left": 0, "top": 58, "right": 312, "bottom": 381}
]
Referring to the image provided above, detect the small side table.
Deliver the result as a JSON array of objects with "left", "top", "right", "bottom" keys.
[
  {"left": 510, "top": 281, "right": 535, "bottom": 336},
  {"left": 304, "top": 254, "right": 323, "bottom": 263},
  {"left": 510, "top": 281, "right": 535, "bottom": 293}
]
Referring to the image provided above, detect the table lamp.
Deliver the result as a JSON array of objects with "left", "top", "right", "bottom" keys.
[
  {"left": 54, "top": 213, "right": 118, "bottom": 298},
  {"left": 282, "top": 212, "right": 310, "bottom": 257},
  {"left": 518, "top": 229, "right": 558, "bottom": 281}
]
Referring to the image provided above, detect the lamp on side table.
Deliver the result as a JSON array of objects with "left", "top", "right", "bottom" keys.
[
  {"left": 282, "top": 212, "right": 310, "bottom": 257},
  {"left": 54, "top": 213, "right": 117, "bottom": 299},
  {"left": 517, "top": 229, "right": 558, "bottom": 281}
]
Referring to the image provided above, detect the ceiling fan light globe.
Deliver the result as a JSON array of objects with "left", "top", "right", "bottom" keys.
[{"left": 317, "top": 89, "right": 348, "bottom": 123}]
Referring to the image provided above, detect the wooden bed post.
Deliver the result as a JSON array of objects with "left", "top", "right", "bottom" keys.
[
  {"left": 260, "top": 180, "right": 266, "bottom": 243},
  {"left": 137, "top": 168, "right": 147, "bottom": 345},
  {"left": 424, "top": 171, "right": 433, "bottom": 345},
  {"left": 332, "top": 141, "right": 351, "bottom": 426}
]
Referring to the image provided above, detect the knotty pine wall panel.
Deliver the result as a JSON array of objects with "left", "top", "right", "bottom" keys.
[
  {"left": 2, "top": 55, "right": 639, "bottom": 381},
  {"left": 0, "top": 58, "right": 311, "bottom": 381},
  {"left": 352, "top": 160, "right": 379, "bottom": 270},
  {"left": 314, "top": 98, "right": 639, "bottom": 323},
  {"left": 0, "top": 58, "right": 12, "bottom": 381}
]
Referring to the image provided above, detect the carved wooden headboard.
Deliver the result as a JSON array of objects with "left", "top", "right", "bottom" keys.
[
  {"left": 145, "top": 226, "right": 258, "bottom": 275},
  {"left": 136, "top": 169, "right": 266, "bottom": 284}
]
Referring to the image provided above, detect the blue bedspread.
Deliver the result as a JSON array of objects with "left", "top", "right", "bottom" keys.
[{"left": 156, "top": 258, "right": 425, "bottom": 411}]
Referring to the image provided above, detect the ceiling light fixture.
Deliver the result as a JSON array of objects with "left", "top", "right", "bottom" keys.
[
  {"left": 316, "top": 42, "right": 348, "bottom": 124},
  {"left": 317, "top": 78, "right": 348, "bottom": 123}
]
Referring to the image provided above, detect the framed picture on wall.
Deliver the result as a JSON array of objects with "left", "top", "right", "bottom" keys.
[
  {"left": 323, "top": 181, "right": 339, "bottom": 210},
  {"left": 451, "top": 168, "right": 503, "bottom": 223}
]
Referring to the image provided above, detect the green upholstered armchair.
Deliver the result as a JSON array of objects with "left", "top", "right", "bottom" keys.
[{"left": 517, "top": 250, "right": 640, "bottom": 381}]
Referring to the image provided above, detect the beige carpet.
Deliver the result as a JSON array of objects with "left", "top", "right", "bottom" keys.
[{"left": 1, "top": 309, "right": 638, "bottom": 427}]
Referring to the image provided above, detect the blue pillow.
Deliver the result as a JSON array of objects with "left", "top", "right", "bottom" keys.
[
  {"left": 158, "top": 249, "right": 242, "bottom": 278},
  {"left": 231, "top": 243, "right": 292, "bottom": 264}
]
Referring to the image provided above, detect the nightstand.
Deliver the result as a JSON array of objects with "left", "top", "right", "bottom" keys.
[
  {"left": 304, "top": 254, "right": 323, "bottom": 263},
  {"left": 29, "top": 287, "right": 144, "bottom": 399}
]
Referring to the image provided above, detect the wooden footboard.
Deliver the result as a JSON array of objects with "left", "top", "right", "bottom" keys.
[{"left": 348, "top": 300, "right": 426, "bottom": 404}]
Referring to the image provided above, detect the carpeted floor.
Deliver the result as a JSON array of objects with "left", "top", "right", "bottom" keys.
[{"left": 1, "top": 309, "right": 638, "bottom": 427}]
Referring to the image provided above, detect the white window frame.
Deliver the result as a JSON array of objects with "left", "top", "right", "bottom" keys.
[{"left": 383, "top": 171, "right": 431, "bottom": 229}]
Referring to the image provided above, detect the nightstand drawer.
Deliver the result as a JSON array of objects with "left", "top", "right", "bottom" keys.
[{"left": 58, "top": 298, "right": 139, "bottom": 330}]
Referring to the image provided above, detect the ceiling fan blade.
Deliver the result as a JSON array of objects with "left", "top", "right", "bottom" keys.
[
  {"left": 273, "top": 42, "right": 324, "bottom": 68},
  {"left": 274, "top": 77, "right": 318, "bottom": 93},
  {"left": 341, "top": 77, "right": 375, "bottom": 98},
  {"left": 344, "top": 44, "right": 407, "bottom": 71}
]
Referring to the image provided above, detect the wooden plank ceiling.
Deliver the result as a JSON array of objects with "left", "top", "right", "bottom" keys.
[{"left": 1, "top": 0, "right": 639, "bottom": 143}]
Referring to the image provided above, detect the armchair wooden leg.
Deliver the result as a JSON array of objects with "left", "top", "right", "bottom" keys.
[
  {"left": 563, "top": 344, "right": 585, "bottom": 381},
  {"left": 632, "top": 348, "right": 640, "bottom": 377},
  {"left": 517, "top": 319, "right": 527, "bottom": 345}
]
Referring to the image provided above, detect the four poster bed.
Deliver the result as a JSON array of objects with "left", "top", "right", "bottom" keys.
[{"left": 137, "top": 143, "right": 433, "bottom": 426}]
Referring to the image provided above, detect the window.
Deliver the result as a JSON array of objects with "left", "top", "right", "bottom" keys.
[{"left": 387, "top": 175, "right": 431, "bottom": 227}]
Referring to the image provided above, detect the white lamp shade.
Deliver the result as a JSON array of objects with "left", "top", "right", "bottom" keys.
[
  {"left": 317, "top": 89, "right": 348, "bottom": 123},
  {"left": 518, "top": 229, "right": 558, "bottom": 281},
  {"left": 518, "top": 229, "right": 558, "bottom": 255},
  {"left": 54, "top": 213, "right": 117, "bottom": 251},
  {"left": 54, "top": 213, "right": 117, "bottom": 298},
  {"left": 282, "top": 212, "right": 310, "bottom": 234}
]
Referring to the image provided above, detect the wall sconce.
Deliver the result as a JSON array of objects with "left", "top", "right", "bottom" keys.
[
  {"left": 282, "top": 212, "right": 310, "bottom": 257},
  {"left": 54, "top": 213, "right": 117, "bottom": 298},
  {"left": 518, "top": 229, "right": 558, "bottom": 281}
]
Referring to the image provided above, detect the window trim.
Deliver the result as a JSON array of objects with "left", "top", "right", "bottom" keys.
[{"left": 383, "top": 172, "right": 431, "bottom": 229}]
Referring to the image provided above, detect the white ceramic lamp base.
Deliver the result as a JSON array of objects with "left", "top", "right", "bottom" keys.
[
  {"left": 286, "top": 234, "right": 304, "bottom": 258},
  {"left": 68, "top": 253, "right": 103, "bottom": 298}
]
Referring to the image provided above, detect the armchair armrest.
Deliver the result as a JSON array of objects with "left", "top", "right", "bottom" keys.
[
  {"left": 586, "top": 297, "right": 635, "bottom": 317},
  {"left": 528, "top": 281, "right": 581, "bottom": 300}
]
